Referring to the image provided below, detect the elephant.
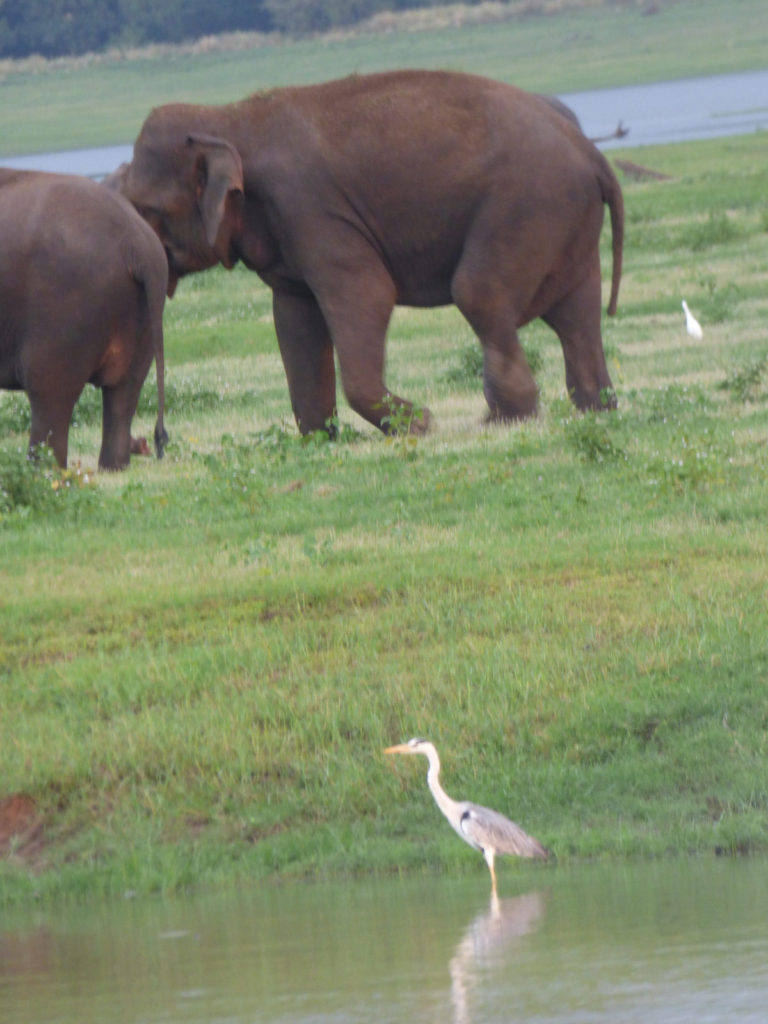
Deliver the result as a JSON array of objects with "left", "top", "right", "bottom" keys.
[
  {"left": 122, "top": 69, "right": 623, "bottom": 436},
  {"left": 0, "top": 169, "right": 168, "bottom": 470}
]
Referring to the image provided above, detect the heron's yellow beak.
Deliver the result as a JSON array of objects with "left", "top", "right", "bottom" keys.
[{"left": 384, "top": 743, "right": 412, "bottom": 755}]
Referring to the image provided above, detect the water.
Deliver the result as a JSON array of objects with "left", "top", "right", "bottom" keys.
[
  {"left": 3, "top": 68, "right": 768, "bottom": 179},
  {"left": 562, "top": 68, "right": 768, "bottom": 149},
  {"left": 2, "top": 858, "right": 767, "bottom": 1023},
  {"left": 1, "top": 143, "right": 133, "bottom": 179}
]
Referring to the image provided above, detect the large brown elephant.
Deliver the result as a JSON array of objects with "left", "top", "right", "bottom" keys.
[
  {"left": 0, "top": 169, "right": 168, "bottom": 469},
  {"left": 123, "top": 69, "right": 623, "bottom": 435}
]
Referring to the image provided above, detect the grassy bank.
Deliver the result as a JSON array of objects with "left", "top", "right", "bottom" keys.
[
  {"left": 1, "top": 0, "right": 768, "bottom": 156},
  {"left": 1, "top": 127, "right": 767, "bottom": 904}
]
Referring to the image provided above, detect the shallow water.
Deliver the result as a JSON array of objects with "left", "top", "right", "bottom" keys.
[{"left": 2, "top": 857, "right": 767, "bottom": 1023}]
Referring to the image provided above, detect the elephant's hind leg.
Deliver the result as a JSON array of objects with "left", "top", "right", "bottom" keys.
[
  {"left": 99, "top": 374, "right": 145, "bottom": 470},
  {"left": 542, "top": 260, "right": 616, "bottom": 411},
  {"left": 451, "top": 269, "right": 538, "bottom": 421}
]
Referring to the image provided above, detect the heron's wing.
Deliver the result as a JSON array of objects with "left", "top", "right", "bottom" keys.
[{"left": 459, "top": 803, "right": 548, "bottom": 860}]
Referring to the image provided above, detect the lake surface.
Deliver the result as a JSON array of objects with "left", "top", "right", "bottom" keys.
[
  {"left": 3, "top": 67, "right": 768, "bottom": 179},
  {"left": 2, "top": 857, "right": 767, "bottom": 1023},
  {"left": 563, "top": 67, "right": 768, "bottom": 148}
]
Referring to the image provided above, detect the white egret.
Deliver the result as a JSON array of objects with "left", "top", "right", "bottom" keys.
[
  {"left": 682, "top": 300, "right": 703, "bottom": 340},
  {"left": 384, "top": 738, "right": 549, "bottom": 893}
]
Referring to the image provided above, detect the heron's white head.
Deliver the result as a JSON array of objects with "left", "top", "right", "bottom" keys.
[
  {"left": 384, "top": 739, "right": 442, "bottom": 775},
  {"left": 384, "top": 737, "right": 431, "bottom": 756}
]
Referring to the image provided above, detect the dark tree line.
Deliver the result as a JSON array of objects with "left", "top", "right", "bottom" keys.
[{"left": 0, "top": 0, "right": 446, "bottom": 60}]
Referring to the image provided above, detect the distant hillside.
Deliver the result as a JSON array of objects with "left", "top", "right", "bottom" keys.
[{"left": 0, "top": 2, "right": 634, "bottom": 61}]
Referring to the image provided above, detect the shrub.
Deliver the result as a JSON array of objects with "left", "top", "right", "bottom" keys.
[
  {"left": 681, "top": 211, "right": 741, "bottom": 251},
  {"left": 562, "top": 411, "right": 626, "bottom": 463},
  {"left": 0, "top": 445, "right": 95, "bottom": 515},
  {"left": 698, "top": 276, "right": 740, "bottom": 324},
  {"left": 444, "top": 339, "right": 543, "bottom": 384},
  {"left": 444, "top": 342, "right": 484, "bottom": 384},
  {"left": 0, "top": 394, "right": 31, "bottom": 435},
  {"left": 719, "top": 354, "right": 768, "bottom": 403},
  {"left": 642, "top": 429, "right": 730, "bottom": 494}
]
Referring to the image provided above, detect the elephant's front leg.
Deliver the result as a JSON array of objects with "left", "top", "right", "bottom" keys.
[
  {"left": 28, "top": 386, "right": 80, "bottom": 468},
  {"left": 272, "top": 289, "right": 337, "bottom": 435}
]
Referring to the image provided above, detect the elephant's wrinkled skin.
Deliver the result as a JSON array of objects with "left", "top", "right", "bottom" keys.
[
  {"left": 125, "top": 69, "right": 623, "bottom": 435},
  {"left": 0, "top": 170, "right": 168, "bottom": 470}
]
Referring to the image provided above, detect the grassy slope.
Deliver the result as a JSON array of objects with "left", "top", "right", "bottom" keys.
[
  {"left": 1, "top": 0, "right": 768, "bottom": 155},
  {"left": 2, "top": 128, "right": 767, "bottom": 902},
  {"left": 1, "top": 4, "right": 768, "bottom": 903}
]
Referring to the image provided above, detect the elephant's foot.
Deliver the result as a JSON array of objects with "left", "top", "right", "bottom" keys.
[
  {"left": 570, "top": 385, "right": 618, "bottom": 412},
  {"left": 483, "top": 383, "right": 539, "bottom": 422},
  {"left": 380, "top": 402, "right": 432, "bottom": 436},
  {"left": 483, "top": 405, "right": 538, "bottom": 426},
  {"left": 130, "top": 435, "right": 151, "bottom": 456}
]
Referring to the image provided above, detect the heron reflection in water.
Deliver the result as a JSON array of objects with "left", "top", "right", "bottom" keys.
[
  {"left": 450, "top": 890, "right": 545, "bottom": 1024},
  {"left": 384, "top": 738, "right": 549, "bottom": 894}
]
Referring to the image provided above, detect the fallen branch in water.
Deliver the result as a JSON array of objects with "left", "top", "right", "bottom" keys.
[{"left": 590, "top": 120, "right": 630, "bottom": 144}]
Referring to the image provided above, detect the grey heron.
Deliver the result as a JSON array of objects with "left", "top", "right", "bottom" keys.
[{"left": 384, "top": 738, "right": 549, "bottom": 893}]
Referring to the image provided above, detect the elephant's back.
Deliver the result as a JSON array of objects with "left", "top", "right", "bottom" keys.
[
  {"left": 1, "top": 173, "right": 149, "bottom": 308},
  {"left": 268, "top": 69, "right": 594, "bottom": 195}
]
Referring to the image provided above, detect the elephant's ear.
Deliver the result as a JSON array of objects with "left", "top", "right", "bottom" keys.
[{"left": 186, "top": 133, "right": 244, "bottom": 266}]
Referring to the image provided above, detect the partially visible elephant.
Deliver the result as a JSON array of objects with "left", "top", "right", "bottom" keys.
[
  {"left": 0, "top": 169, "right": 168, "bottom": 469},
  {"left": 122, "top": 69, "right": 623, "bottom": 435},
  {"left": 537, "top": 94, "right": 584, "bottom": 130},
  {"left": 538, "top": 95, "right": 629, "bottom": 144}
]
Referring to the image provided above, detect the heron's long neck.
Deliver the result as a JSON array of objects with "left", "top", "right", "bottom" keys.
[{"left": 425, "top": 747, "right": 461, "bottom": 820}]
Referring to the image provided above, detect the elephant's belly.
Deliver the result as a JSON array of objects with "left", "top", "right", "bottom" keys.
[
  {"left": 396, "top": 282, "right": 454, "bottom": 308},
  {"left": 390, "top": 258, "right": 456, "bottom": 308}
]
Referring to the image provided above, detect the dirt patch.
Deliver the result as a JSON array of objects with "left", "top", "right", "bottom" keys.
[
  {"left": 0, "top": 793, "right": 46, "bottom": 865},
  {"left": 614, "top": 159, "right": 672, "bottom": 182}
]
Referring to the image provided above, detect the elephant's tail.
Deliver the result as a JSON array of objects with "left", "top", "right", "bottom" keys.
[
  {"left": 131, "top": 238, "right": 169, "bottom": 459},
  {"left": 596, "top": 152, "right": 624, "bottom": 316}
]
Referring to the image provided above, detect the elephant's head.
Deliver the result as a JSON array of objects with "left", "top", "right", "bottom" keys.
[{"left": 125, "top": 110, "right": 244, "bottom": 296}]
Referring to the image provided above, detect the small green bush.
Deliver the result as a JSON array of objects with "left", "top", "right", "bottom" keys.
[
  {"left": 0, "top": 394, "right": 31, "bottom": 435},
  {"left": 640, "top": 384, "right": 713, "bottom": 424},
  {"left": 562, "top": 411, "right": 626, "bottom": 463},
  {"left": 445, "top": 340, "right": 543, "bottom": 384},
  {"left": 698, "top": 276, "right": 740, "bottom": 324},
  {"left": 444, "top": 342, "right": 483, "bottom": 384},
  {"left": 719, "top": 354, "right": 768, "bottom": 403},
  {"left": 0, "top": 445, "right": 95, "bottom": 515},
  {"left": 642, "top": 429, "right": 730, "bottom": 493},
  {"left": 682, "top": 211, "right": 741, "bottom": 251}
]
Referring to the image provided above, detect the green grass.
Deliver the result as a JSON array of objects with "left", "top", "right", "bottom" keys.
[
  {"left": 1, "top": 126, "right": 767, "bottom": 904},
  {"left": 2, "top": 0, "right": 768, "bottom": 155}
]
